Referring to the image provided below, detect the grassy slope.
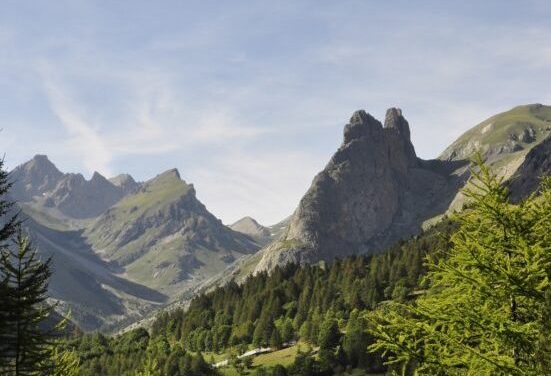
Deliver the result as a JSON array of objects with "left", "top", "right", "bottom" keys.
[
  {"left": 84, "top": 170, "right": 191, "bottom": 262},
  {"left": 442, "top": 104, "right": 551, "bottom": 157},
  {"left": 216, "top": 343, "right": 383, "bottom": 375},
  {"left": 440, "top": 104, "right": 551, "bottom": 213}
]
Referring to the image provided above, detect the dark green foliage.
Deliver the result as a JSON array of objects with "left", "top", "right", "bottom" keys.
[
  {"left": 368, "top": 162, "right": 551, "bottom": 375},
  {"left": 62, "top": 328, "right": 219, "bottom": 376},
  {"left": 0, "top": 155, "right": 74, "bottom": 375},
  {"left": 0, "top": 231, "right": 56, "bottom": 375},
  {"left": 536, "top": 288, "right": 551, "bottom": 371},
  {"left": 57, "top": 191, "right": 456, "bottom": 375},
  {"left": 270, "top": 327, "right": 282, "bottom": 349},
  {"left": 317, "top": 318, "right": 340, "bottom": 350},
  {"left": 342, "top": 310, "right": 370, "bottom": 368},
  {"left": 272, "top": 364, "right": 288, "bottom": 376},
  {"left": 0, "top": 157, "right": 23, "bottom": 371},
  {"left": 150, "top": 219, "right": 455, "bottom": 357}
]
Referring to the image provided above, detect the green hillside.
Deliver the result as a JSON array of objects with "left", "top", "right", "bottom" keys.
[
  {"left": 85, "top": 168, "right": 259, "bottom": 298},
  {"left": 441, "top": 103, "right": 551, "bottom": 163}
]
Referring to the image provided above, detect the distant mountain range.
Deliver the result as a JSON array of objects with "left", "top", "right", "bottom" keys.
[
  {"left": 9, "top": 158, "right": 271, "bottom": 331},
  {"left": 9, "top": 103, "right": 551, "bottom": 332}
]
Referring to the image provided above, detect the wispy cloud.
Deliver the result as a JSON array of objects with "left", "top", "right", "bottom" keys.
[{"left": 42, "top": 78, "right": 113, "bottom": 175}]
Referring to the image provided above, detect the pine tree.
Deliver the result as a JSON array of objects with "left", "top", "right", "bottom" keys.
[
  {"left": 0, "top": 231, "right": 55, "bottom": 375},
  {"left": 318, "top": 318, "right": 340, "bottom": 350},
  {"left": 270, "top": 328, "right": 282, "bottom": 349},
  {"left": 0, "top": 157, "right": 22, "bottom": 370},
  {"left": 367, "top": 159, "right": 551, "bottom": 375},
  {"left": 342, "top": 309, "right": 369, "bottom": 368}
]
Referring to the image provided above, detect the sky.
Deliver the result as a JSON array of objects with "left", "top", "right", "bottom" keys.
[{"left": 0, "top": 1, "right": 550, "bottom": 225}]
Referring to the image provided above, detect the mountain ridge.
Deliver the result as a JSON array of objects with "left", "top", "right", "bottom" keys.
[
  {"left": 10, "top": 159, "right": 262, "bottom": 331},
  {"left": 254, "top": 108, "right": 466, "bottom": 272},
  {"left": 253, "top": 104, "right": 551, "bottom": 273},
  {"left": 9, "top": 103, "right": 551, "bottom": 332}
]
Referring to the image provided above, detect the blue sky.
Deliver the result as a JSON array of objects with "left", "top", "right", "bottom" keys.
[{"left": 1, "top": 1, "right": 550, "bottom": 224}]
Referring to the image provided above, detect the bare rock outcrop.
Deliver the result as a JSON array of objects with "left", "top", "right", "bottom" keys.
[
  {"left": 255, "top": 108, "right": 464, "bottom": 272},
  {"left": 508, "top": 133, "right": 551, "bottom": 201}
]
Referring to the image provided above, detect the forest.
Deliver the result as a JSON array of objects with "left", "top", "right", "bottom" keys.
[{"left": 64, "top": 219, "right": 456, "bottom": 375}]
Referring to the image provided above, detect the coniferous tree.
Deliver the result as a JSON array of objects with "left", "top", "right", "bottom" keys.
[
  {"left": 317, "top": 318, "right": 340, "bottom": 351},
  {"left": 270, "top": 328, "right": 282, "bottom": 349},
  {"left": 536, "top": 288, "right": 551, "bottom": 371},
  {"left": 0, "top": 157, "right": 22, "bottom": 370},
  {"left": 1, "top": 231, "right": 55, "bottom": 375},
  {"left": 43, "top": 346, "right": 79, "bottom": 376},
  {"left": 367, "top": 160, "right": 551, "bottom": 375},
  {"left": 342, "top": 310, "right": 369, "bottom": 368}
]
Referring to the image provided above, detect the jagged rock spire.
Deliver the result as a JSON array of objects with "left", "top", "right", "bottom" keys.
[
  {"left": 255, "top": 107, "right": 432, "bottom": 272},
  {"left": 343, "top": 110, "right": 382, "bottom": 144}
]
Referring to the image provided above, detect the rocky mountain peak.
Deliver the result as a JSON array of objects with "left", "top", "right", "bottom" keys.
[
  {"left": 110, "top": 174, "right": 136, "bottom": 187},
  {"left": 343, "top": 110, "right": 382, "bottom": 143},
  {"left": 90, "top": 171, "right": 107, "bottom": 182},
  {"left": 150, "top": 168, "right": 182, "bottom": 184},
  {"left": 384, "top": 107, "right": 417, "bottom": 162},
  {"left": 44, "top": 172, "right": 123, "bottom": 219},
  {"left": 230, "top": 216, "right": 270, "bottom": 239},
  {"left": 440, "top": 104, "right": 551, "bottom": 162},
  {"left": 384, "top": 107, "right": 408, "bottom": 135},
  {"left": 88, "top": 171, "right": 122, "bottom": 190},
  {"left": 29, "top": 154, "right": 56, "bottom": 168},
  {"left": 109, "top": 174, "right": 140, "bottom": 195},
  {"left": 142, "top": 168, "right": 195, "bottom": 200},
  {"left": 254, "top": 107, "right": 458, "bottom": 272},
  {"left": 10, "top": 154, "right": 64, "bottom": 201}
]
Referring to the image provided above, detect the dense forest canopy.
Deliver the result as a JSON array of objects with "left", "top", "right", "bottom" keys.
[{"left": 65, "top": 219, "right": 457, "bottom": 375}]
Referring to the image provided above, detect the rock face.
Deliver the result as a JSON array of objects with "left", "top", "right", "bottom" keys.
[
  {"left": 508, "top": 134, "right": 551, "bottom": 201},
  {"left": 109, "top": 174, "right": 141, "bottom": 195},
  {"left": 255, "top": 108, "right": 466, "bottom": 272},
  {"left": 9, "top": 157, "right": 261, "bottom": 331},
  {"left": 254, "top": 104, "right": 551, "bottom": 273},
  {"left": 85, "top": 168, "right": 259, "bottom": 292},
  {"left": 230, "top": 217, "right": 271, "bottom": 242},
  {"left": 9, "top": 156, "right": 137, "bottom": 219},
  {"left": 10, "top": 155, "right": 64, "bottom": 201},
  {"left": 44, "top": 172, "right": 125, "bottom": 219}
]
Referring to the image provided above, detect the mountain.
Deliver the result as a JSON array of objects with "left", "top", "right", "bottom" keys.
[
  {"left": 9, "top": 158, "right": 261, "bottom": 331},
  {"left": 84, "top": 168, "right": 259, "bottom": 295},
  {"left": 22, "top": 214, "right": 166, "bottom": 331},
  {"left": 508, "top": 133, "right": 551, "bottom": 201},
  {"left": 42, "top": 171, "right": 125, "bottom": 219},
  {"left": 440, "top": 104, "right": 551, "bottom": 212},
  {"left": 230, "top": 216, "right": 271, "bottom": 244},
  {"left": 109, "top": 173, "right": 140, "bottom": 195},
  {"left": 441, "top": 104, "right": 551, "bottom": 163},
  {"left": 254, "top": 104, "right": 551, "bottom": 272},
  {"left": 10, "top": 154, "right": 64, "bottom": 201},
  {"left": 10, "top": 155, "right": 132, "bottom": 219},
  {"left": 254, "top": 109, "right": 465, "bottom": 271},
  {"left": 9, "top": 103, "right": 551, "bottom": 331}
]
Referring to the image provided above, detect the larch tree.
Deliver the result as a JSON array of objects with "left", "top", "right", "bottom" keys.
[{"left": 367, "top": 158, "right": 551, "bottom": 375}]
